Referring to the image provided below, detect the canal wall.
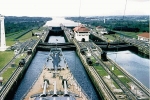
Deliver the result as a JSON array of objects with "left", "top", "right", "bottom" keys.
[
  {"left": 1, "top": 38, "right": 41, "bottom": 100},
  {"left": 63, "top": 31, "right": 69, "bottom": 42},
  {"left": 41, "top": 30, "right": 49, "bottom": 43}
]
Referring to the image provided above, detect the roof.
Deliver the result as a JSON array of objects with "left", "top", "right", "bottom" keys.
[
  {"left": 138, "top": 32, "right": 149, "bottom": 38},
  {"left": 73, "top": 25, "right": 90, "bottom": 32}
]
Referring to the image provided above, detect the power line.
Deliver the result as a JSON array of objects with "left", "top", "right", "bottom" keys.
[
  {"left": 123, "top": 0, "right": 128, "bottom": 19},
  {"left": 78, "top": 0, "right": 81, "bottom": 18},
  {"left": 78, "top": 0, "right": 81, "bottom": 26},
  {"left": 115, "top": 0, "right": 128, "bottom": 63}
]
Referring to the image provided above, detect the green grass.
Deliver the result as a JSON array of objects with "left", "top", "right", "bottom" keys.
[
  {"left": 0, "top": 51, "right": 14, "bottom": 70},
  {"left": 0, "top": 53, "right": 27, "bottom": 85},
  {"left": 6, "top": 30, "right": 28, "bottom": 40},
  {"left": 1, "top": 67, "right": 16, "bottom": 84},
  {"left": 94, "top": 65, "right": 108, "bottom": 76},
  {"left": 32, "top": 27, "right": 46, "bottom": 34},
  {"left": 90, "top": 56, "right": 97, "bottom": 63},
  {"left": 113, "top": 68, "right": 124, "bottom": 76},
  {"left": 6, "top": 31, "right": 24, "bottom": 37},
  {"left": 111, "top": 66, "right": 131, "bottom": 84},
  {"left": 18, "top": 31, "right": 32, "bottom": 41},
  {"left": 119, "top": 77, "right": 131, "bottom": 85},
  {"left": 6, "top": 29, "right": 31, "bottom": 46},
  {"left": 6, "top": 27, "right": 44, "bottom": 46},
  {"left": 15, "top": 28, "right": 45, "bottom": 42},
  {"left": 6, "top": 39, "right": 16, "bottom": 46},
  {"left": 95, "top": 65, "right": 130, "bottom": 89},
  {"left": 114, "top": 31, "right": 143, "bottom": 39},
  {"left": 18, "top": 31, "right": 37, "bottom": 42},
  {"left": 103, "top": 34, "right": 116, "bottom": 41},
  {"left": 32, "top": 29, "right": 40, "bottom": 33},
  {"left": 38, "top": 27, "right": 47, "bottom": 30}
]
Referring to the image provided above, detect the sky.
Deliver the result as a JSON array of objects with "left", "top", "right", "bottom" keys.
[{"left": 0, "top": 0, "right": 149, "bottom": 17}]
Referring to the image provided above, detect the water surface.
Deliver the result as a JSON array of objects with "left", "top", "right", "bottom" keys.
[{"left": 107, "top": 50, "right": 150, "bottom": 88}]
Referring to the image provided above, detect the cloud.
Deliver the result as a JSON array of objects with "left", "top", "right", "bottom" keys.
[{"left": 129, "top": 0, "right": 149, "bottom": 2}]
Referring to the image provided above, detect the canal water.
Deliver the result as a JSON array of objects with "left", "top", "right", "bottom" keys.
[
  {"left": 107, "top": 50, "right": 150, "bottom": 89},
  {"left": 48, "top": 36, "right": 65, "bottom": 43},
  {"left": 13, "top": 51, "right": 48, "bottom": 100},
  {"left": 63, "top": 51, "right": 99, "bottom": 99}
]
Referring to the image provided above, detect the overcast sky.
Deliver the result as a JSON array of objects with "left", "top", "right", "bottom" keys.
[{"left": 0, "top": 0, "right": 149, "bottom": 17}]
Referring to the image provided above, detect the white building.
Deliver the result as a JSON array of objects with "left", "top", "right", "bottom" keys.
[
  {"left": 73, "top": 25, "right": 90, "bottom": 42},
  {"left": 96, "top": 26, "right": 108, "bottom": 34},
  {"left": 0, "top": 14, "right": 7, "bottom": 51},
  {"left": 137, "top": 32, "right": 149, "bottom": 42}
]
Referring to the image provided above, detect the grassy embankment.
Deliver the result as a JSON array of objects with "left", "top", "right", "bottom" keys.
[
  {"left": 89, "top": 55, "right": 131, "bottom": 89},
  {"left": 0, "top": 51, "right": 14, "bottom": 70}
]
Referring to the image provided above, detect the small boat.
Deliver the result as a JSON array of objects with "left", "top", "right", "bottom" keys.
[{"left": 24, "top": 48, "right": 90, "bottom": 100}]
